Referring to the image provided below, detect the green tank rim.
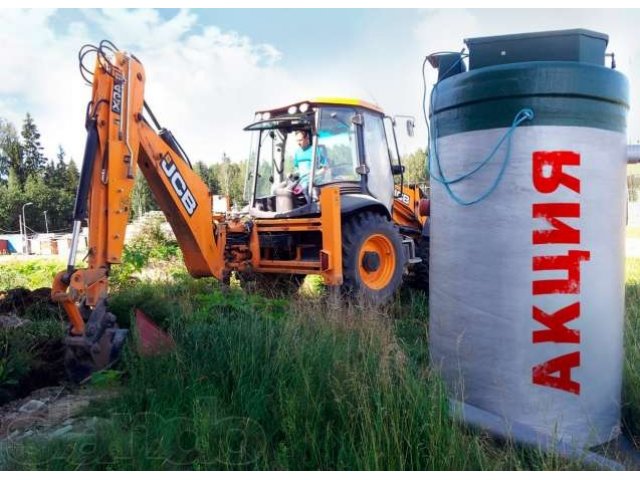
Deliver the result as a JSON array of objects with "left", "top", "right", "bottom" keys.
[{"left": 430, "top": 61, "right": 629, "bottom": 137}]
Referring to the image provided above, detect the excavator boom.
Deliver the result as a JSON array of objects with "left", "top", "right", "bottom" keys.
[{"left": 52, "top": 42, "right": 226, "bottom": 380}]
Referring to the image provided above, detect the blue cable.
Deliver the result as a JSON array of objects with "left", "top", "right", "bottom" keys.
[
  {"left": 422, "top": 53, "right": 534, "bottom": 206},
  {"left": 430, "top": 107, "right": 533, "bottom": 206},
  {"left": 430, "top": 108, "right": 533, "bottom": 183}
]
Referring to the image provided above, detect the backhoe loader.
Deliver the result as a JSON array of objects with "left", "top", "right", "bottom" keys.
[{"left": 51, "top": 41, "right": 430, "bottom": 381}]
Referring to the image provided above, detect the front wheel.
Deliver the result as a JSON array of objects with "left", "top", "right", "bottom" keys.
[{"left": 341, "top": 211, "right": 404, "bottom": 304}]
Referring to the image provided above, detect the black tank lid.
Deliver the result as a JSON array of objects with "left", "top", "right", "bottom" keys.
[{"left": 464, "top": 29, "right": 609, "bottom": 69}]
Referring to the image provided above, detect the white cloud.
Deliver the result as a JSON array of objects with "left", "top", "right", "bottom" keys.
[
  {"left": 412, "top": 9, "right": 640, "bottom": 143},
  {"left": 0, "top": 8, "right": 306, "bottom": 165},
  {"left": 1, "top": 7, "right": 638, "bottom": 176}
]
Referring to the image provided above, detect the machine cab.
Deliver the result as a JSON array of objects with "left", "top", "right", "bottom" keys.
[{"left": 243, "top": 98, "right": 405, "bottom": 218}]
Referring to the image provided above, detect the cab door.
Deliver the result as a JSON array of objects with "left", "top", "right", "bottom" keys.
[{"left": 361, "top": 111, "right": 394, "bottom": 211}]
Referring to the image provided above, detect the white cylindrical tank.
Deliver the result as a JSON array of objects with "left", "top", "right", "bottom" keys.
[{"left": 429, "top": 32, "right": 629, "bottom": 449}]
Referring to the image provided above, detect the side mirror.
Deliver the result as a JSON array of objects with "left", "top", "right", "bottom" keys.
[
  {"left": 391, "top": 164, "right": 405, "bottom": 175},
  {"left": 406, "top": 119, "right": 415, "bottom": 137},
  {"left": 392, "top": 115, "right": 416, "bottom": 137}
]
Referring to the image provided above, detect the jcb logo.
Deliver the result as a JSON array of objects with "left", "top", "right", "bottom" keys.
[
  {"left": 111, "top": 83, "right": 123, "bottom": 114},
  {"left": 394, "top": 189, "right": 410, "bottom": 206},
  {"left": 161, "top": 154, "right": 198, "bottom": 216}
]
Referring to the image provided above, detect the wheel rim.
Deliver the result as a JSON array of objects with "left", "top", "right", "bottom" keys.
[{"left": 358, "top": 234, "right": 396, "bottom": 290}]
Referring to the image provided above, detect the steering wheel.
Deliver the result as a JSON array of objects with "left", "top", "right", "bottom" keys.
[
  {"left": 287, "top": 172, "right": 301, "bottom": 189},
  {"left": 287, "top": 172, "right": 312, "bottom": 205}
]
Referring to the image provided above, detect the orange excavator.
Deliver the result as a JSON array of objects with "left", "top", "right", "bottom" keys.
[{"left": 51, "top": 41, "right": 430, "bottom": 381}]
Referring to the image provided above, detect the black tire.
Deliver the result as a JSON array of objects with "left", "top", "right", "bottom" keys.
[
  {"left": 237, "top": 272, "right": 305, "bottom": 297},
  {"left": 341, "top": 211, "right": 404, "bottom": 304},
  {"left": 407, "top": 236, "right": 429, "bottom": 294}
]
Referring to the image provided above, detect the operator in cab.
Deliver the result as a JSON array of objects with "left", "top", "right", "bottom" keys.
[
  {"left": 293, "top": 130, "right": 329, "bottom": 188},
  {"left": 293, "top": 130, "right": 313, "bottom": 187}
]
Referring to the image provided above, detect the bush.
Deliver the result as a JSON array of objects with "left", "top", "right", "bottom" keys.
[
  {"left": 0, "top": 260, "right": 65, "bottom": 291},
  {"left": 110, "top": 213, "right": 181, "bottom": 287}
]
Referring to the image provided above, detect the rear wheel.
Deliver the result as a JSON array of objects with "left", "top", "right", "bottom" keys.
[{"left": 341, "top": 211, "right": 404, "bottom": 304}]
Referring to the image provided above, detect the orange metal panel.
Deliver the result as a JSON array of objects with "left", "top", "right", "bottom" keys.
[
  {"left": 137, "top": 121, "right": 224, "bottom": 278},
  {"left": 392, "top": 184, "right": 427, "bottom": 231},
  {"left": 319, "top": 186, "right": 342, "bottom": 285}
]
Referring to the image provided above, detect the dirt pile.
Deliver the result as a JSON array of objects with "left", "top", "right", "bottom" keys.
[
  {"left": 1, "top": 288, "right": 66, "bottom": 406},
  {"left": 0, "top": 287, "right": 58, "bottom": 318}
]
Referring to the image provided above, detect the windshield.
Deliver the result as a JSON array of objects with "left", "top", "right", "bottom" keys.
[
  {"left": 245, "top": 107, "right": 362, "bottom": 204},
  {"left": 247, "top": 129, "right": 305, "bottom": 200},
  {"left": 314, "top": 107, "right": 359, "bottom": 186}
]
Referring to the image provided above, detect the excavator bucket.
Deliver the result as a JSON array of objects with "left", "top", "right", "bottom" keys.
[
  {"left": 134, "top": 309, "right": 175, "bottom": 356},
  {"left": 63, "top": 300, "right": 128, "bottom": 383},
  {"left": 63, "top": 306, "right": 173, "bottom": 383}
]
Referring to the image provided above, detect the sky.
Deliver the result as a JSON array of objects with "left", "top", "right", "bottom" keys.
[{"left": 1, "top": 8, "right": 639, "bottom": 166}]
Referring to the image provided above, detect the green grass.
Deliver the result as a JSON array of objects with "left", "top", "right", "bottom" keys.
[
  {"left": 1, "top": 259, "right": 638, "bottom": 470},
  {"left": 0, "top": 259, "right": 65, "bottom": 291},
  {"left": 624, "top": 259, "right": 640, "bottom": 445},
  {"left": 1, "top": 260, "right": 67, "bottom": 404},
  {"left": 4, "top": 277, "right": 586, "bottom": 470}
]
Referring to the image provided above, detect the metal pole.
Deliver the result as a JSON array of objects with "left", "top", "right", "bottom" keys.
[
  {"left": 43, "top": 210, "right": 49, "bottom": 234},
  {"left": 18, "top": 214, "right": 24, "bottom": 254},
  {"left": 22, "top": 202, "right": 33, "bottom": 255},
  {"left": 67, "top": 220, "right": 82, "bottom": 271}
]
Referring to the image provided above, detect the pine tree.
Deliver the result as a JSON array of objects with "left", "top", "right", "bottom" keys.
[
  {"left": 0, "top": 119, "right": 22, "bottom": 184},
  {"left": 66, "top": 158, "right": 79, "bottom": 189},
  {"left": 194, "top": 160, "right": 220, "bottom": 194},
  {"left": 20, "top": 113, "right": 47, "bottom": 183},
  {"left": 0, "top": 167, "right": 24, "bottom": 231},
  {"left": 45, "top": 145, "right": 69, "bottom": 190}
]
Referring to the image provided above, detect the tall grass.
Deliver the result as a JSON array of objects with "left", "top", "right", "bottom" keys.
[
  {"left": 624, "top": 259, "right": 640, "bottom": 445},
  {"left": 2, "top": 255, "right": 637, "bottom": 469},
  {"left": 4, "top": 277, "right": 587, "bottom": 470}
]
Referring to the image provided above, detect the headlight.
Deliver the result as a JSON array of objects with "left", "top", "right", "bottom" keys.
[
  {"left": 299, "top": 103, "right": 309, "bottom": 113},
  {"left": 262, "top": 111, "right": 271, "bottom": 120},
  {"left": 287, "top": 105, "right": 298, "bottom": 115}
]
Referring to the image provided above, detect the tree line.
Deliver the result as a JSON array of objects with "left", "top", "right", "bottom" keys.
[
  {"left": 1, "top": 114, "right": 249, "bottom": 235},
  {"left": 0, "top": 115, "right": 79, "bottom": 235},
  {"left": 1, "top": 113, "right": 427, "bottom": 236}
]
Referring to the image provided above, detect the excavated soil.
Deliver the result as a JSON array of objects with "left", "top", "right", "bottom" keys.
[
  {"left": 1, "top": 287, "right": 66, "bottom": 407},
  {"left": 0, "top": 287, "right": 59, "bottom": 317}
]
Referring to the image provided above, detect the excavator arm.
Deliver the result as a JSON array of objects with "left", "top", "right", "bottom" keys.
[{"left": 52, "top": 42, "right": 226, "bottom": 380}]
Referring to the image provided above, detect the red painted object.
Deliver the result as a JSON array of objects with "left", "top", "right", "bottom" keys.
[{"left": 135, "top": 309, "right": 176, "bottom": 356}]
